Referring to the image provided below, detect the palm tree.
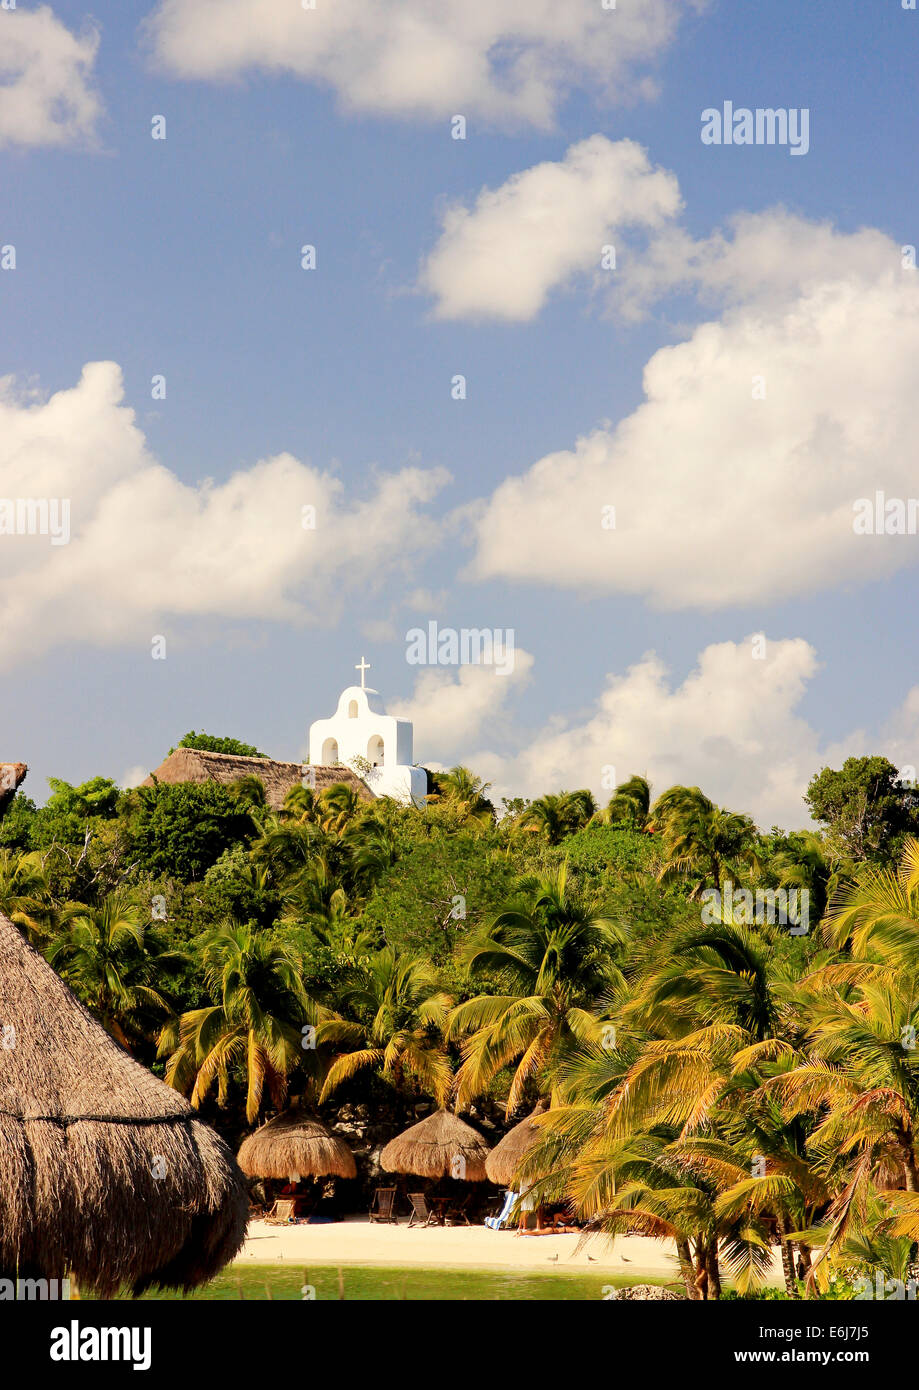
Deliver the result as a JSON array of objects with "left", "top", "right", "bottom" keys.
[
  {"left": 161, "top": 921, "right": 319, "bottom": 1123},
  {"left": 427, "top": 767, "right": 494, "bottom": 828},
  {"left": 281, "top": 783, "right": 321, "bottom": 825},
  {"left": 44, "top": 891, "right": 179, "bottom": 1049},
  {"left": 772, "top": 830, "right": 847, "bottom": 923},
  {"left": 651, "top": 786, "right": 760, "bottom": 896},
  {"left": 317, "top": 783, "right": 364, "bottom": 836},
  {"left": 595, "top": 775, "right": 652, "bottom": 831},
  {"left": 0, "top": 849, "right": 54, "bottom": 941},
  {"left": 449, "top": 865, "right": 624, "bottom": 1112},
  {"left": 517, "top": 791, "right": 595, "bottom": 845},
  {"left": 516, "top": 794, "right": 569, "bottom": 846},
  {"left": 318, "top": 948, "right": 452, "bottom": 1107},
  {"left": 227, "top": 774, "right": 268, "bottom": 812},
  {"left": 589, "top": 914, "right": 822, "bottom": 1294}
]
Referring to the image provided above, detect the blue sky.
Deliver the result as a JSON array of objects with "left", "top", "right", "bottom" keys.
[{"left": 2, "top": 0, "right": 918, "bottom": 825}]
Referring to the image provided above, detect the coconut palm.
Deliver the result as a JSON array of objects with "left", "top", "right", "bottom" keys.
[
  {"left": 651, "top": 786, "right": 760, "bottom": 896},
  {"left": 517, "top": 791, "right": 596, "bottom": 845},
  {"left": 427, "top": 766, "right": 494, "bottom": 828},
  {"left": 162, "top": 921, "right": 319, "bottom": 1123},
  {"left": 317, "top": 783, "right": 364, "bottom": 836},
  {"left": 0, "top": 849, "right": 54, "bottom": 941},
  {"left": 318, "top": 947, "right": 453, "bottom": 1107},
  {"left": 772, "top": 830, "right": 847, "bottom": 923},
  {"left": 281, "top": 783, "right": 321, "bottom": 825},
  {"left": 449, "top": 865, "right": 624, "bottom": 1111},
  {"left": 44, "top": 891, "right": 180, "bottom": 1049},
  {"left": 595, "top": 775, "right": 653, "bottom": 831}
]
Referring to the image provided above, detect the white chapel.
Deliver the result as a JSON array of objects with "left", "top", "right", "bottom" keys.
[{"left": 308, "top": 658, "right": 428, "bottom": 808}]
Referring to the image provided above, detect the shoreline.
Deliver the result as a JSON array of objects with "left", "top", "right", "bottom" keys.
[{"left": 238, "top": 1217, "right": 785, "bottom": 1282}]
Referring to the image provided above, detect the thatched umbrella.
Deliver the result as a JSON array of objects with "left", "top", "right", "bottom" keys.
[
  {"left": 0, "top": 763, "right": 27, "bottom": 820},
  {"left": 380, "top": 1109, "right": 489, "bottom": 1182},
  {"left": 485, "top": 1100, "right": 550, "bottom": 1187},
  {"left": 237, "top": 1111, "right": 357, "bottom": 1182},
  {"left": 0, "top": 909, "right": 248, "bottom": 1295}
]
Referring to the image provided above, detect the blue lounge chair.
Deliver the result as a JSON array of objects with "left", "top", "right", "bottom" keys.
[{"left": 484, "top": 1190, "right": 517, "bottom": 1230}]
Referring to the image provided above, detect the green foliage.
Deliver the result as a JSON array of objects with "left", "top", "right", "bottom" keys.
[
  {"left": 123, "top": 782, "right": 258, "bottom": 881},
  {"left": 0, "top": 793, "right": 36, "bottom": 849},
  {"left": 174, "top": 731, "right": 267, "bottom": 758},
  {"left": 805, "top": 755, "right": 919, "bottom": 861},
  {"left": 30, "top": 777, "right": 121, "bottom": 849},
  {"left": 360, "top": 823, "right": 517, "bottom": 964}
]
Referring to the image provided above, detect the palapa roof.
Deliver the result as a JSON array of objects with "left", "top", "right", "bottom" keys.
[
  {"left": 485, "top": 1100, "right": 550, "bottom": 1187},
  {"left": 0, "top": 909, "right": 248, "bottom": 1295},
  {"left": 237, "top": 1111, "right": 357, "bottom": 1181},
  {"left": 0, "top": 763, "right": 27, "bottom": 821},
  {"left": 380, "top": 1109, "right": 490, "bottom": 1182},
  {"left": 141, "top": 747, "right": 373, "bottom": 810}
]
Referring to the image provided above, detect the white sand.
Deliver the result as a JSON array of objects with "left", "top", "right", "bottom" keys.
[{"left": 238, "top": 1215, "right": 784, "bottom": 1280}]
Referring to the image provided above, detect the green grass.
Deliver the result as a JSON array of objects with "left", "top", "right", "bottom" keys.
[{"left": 114, "top": 1264, "right": 673, "bottom": 1302}]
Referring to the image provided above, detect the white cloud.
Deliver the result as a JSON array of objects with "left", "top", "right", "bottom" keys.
[
  {"left": 144, "top": 0, "right": 697, "bottom": 128},
  {"left": 470, "top": 213, "right": 919, "bottom": 607},
  {"left": 478, "top": 638, "right": 826, "bottom": 828},
  {"left": 0, "top": 5, "right": 103, "bottom": 149},
  {"left": 390, "top": 649, "right": 534, "bottom": 763},
  {"left": 403, "top": 636, "right": 916, "bottom": 829},
  {"left": 420, "top": 136, "right": 680, "bottom": 321},
  {"left": 0, "top": 362, "right": 447, "bottom": 665}
]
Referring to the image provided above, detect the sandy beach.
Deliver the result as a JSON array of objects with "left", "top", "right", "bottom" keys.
[{"left": 238, "top": 1216, "right": 785, "bottom": 1280}]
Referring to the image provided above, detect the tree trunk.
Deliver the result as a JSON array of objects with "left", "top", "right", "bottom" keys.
[
  {"left": 704, "top": 1241, "right": 722, "bottom": 1301},
  {"left": 776, "top": 1211, "right": 800, "bottom": 1299},
  {"left": 677, "top": 1240, "right": 699, "bottom": 1300},
  {"left": 902, "top": 1137, "right": 919, "bottom": 1192}
]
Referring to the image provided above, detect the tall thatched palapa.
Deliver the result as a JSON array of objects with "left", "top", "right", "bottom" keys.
[
  {"left": 380, "top": 1110, "right": 489, "bottom": 1182},
  {"left": 238, "top": 1111, "right": 357, "bottom": 1181},
  {"left": 485, "top": 1100, "right": 550, "bottom": 1187},
  {"left": 141, "top": 747, "right": 372, "bottom": 811},
  {"left": 0, "top": 763, "right": 27, "bottom": 821},
  {"left": 0, "top": 910, "right": 248, "bottom": 1295}
]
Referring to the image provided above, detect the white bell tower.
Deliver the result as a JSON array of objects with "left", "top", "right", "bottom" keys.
[{"left": 308, "top": 658, "right": 428, "bottom": 808}]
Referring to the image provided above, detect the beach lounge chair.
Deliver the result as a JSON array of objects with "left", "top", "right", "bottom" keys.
[
  {"left": 264, "top": 1198, "right": 296, "bottom": 1225},
  {"left": 407, "top": 1192, "right": 436, "bottom": 1228},
  {"left": 446, "top": 1194, "right": 472, "bottom": 1226},
  {"left": 484, "top": 1190, "right": 517, "bottom": 1230},
  {"left": 369, "top": 1186, "right": 397, "bottom": 1224}
]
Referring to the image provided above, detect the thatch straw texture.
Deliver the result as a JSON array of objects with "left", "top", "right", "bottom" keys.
[
  {"left": 0, "top": 910, "right": 248, "bottom": 1295},
  {"left": 485, "top": 1101, "right": 550, "bottom": 1187},
  {"left": 0, "top": 763, "right": 27, "bottom": 821},
  {"left": 238, "top": 1111, "right": 356, "bottom": 1180},
  {"left": 142, "top": 748, "right": 372, "bottom": 810},
  {"left": 380, "top": 1110, "right": 489, "bottom": 1181}
]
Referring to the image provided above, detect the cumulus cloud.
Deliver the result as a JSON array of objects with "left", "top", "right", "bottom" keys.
[
  {"left": 420, "top": 137, "right": 680, "bottom": 321},
  {"left": 143, "top": 0, "right": 697, "bottom": 128},
  {"left": 470, "top": 212, "right": 919, "bottom": 607},
  {"left": 0, "top": 5, "right": 103, "bottom": 149},
  {"left": 390, "top": 648, "right": 535, "bottom": 764},
  {"left": 399, "top": 637, "right": 917, "bottom": 829},
  {"left": 0, "top": 362, "right": 447, "bottom": 665}
]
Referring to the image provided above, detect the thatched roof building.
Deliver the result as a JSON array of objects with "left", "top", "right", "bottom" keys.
[
  {"left": 485, "top": 1100, "right": 550, "bottom": 1187},
  {"left": 141, "top": 747, "right": 372, "bottom": 811},
  {"left": 0, "top": 909, "right": 248, "bottom": 1295},
  {"left": 0, "top": 763, "right": 27, "bottom": 821},
  {"left": 380, "top": 1110, "right": 489, "bottom": 1182},
  {"left": 238, "top": 1111, "right": 356, "bottom": 1181}
]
